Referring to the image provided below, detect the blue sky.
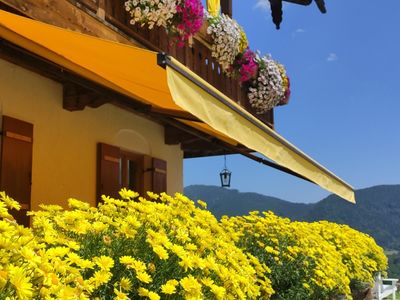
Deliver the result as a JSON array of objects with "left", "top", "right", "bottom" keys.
[{"left": 184, "top": 0, "right": 400, "bottom": 203}]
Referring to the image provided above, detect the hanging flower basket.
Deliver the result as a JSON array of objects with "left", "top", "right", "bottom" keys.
[
  {"left": 205, "top": 12, "right": 247, "bottom": 73},
  {"left": 125, "top": 0, "right": 204, "bottom": 47},
  {"left": 247, "top": 54, "right": 284, "bottom": 114}
]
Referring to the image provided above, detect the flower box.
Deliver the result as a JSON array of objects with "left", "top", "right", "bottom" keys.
[{"left": 195, "top": 20, "right": 213, "bottom": 47}]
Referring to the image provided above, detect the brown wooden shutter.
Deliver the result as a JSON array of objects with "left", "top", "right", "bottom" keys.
[
  {"left": 97, "top": 143, "right": 121, "bottom": 202},
  {"left": 0, "top": 116, "right": 33, "bottom": 227},
  {"left": 142, "top": 156, "right": 167, "bottom": 195},
  {"left": 142, "top": 155, "right": 153, "bottom": 196},
  {"left": 151, "top": 158, "right": 167, "bottom": 194}
]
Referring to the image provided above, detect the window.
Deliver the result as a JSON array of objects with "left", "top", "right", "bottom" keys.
[
  {"left": 97, "top": 143, "right": 167, "bottom": 203},
  {"left": 121, "top": 151, "right": 145, "bottom": 194}
]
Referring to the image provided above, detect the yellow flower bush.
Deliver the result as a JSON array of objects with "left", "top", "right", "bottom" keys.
[
  {"left": 307, "top": 221, "right": 388, "bottom": 290},
  {"left": 224, "top": 211, "right": 387, "bottom": 299},
  {"left": 0, "top": 190, "right": 271, "bottom": 299},
  {"left": 0, "top": 190, "right": 387, "bottom": 299}
]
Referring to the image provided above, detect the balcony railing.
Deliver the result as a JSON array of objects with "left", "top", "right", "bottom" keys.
[{"left": 77, "top": 0, "right": 274, "bottom": 127}]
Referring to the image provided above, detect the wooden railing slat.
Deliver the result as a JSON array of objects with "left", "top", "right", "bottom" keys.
[{"left": 79, "top": 0, "right": 99, "bottom": 12}]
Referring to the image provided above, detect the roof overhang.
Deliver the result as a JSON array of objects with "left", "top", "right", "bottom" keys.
[{"left": 0, "top": 9, "right": 355, "bottom": 203}]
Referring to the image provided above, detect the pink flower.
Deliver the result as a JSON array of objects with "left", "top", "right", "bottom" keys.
[
  {"left": 173, "top": 0, "right": 204, "bottom": 47},
  {"left": 234, "top": 48, "right": 258, "bottom": 84}
]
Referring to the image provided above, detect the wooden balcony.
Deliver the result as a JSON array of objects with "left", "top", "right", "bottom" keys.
[{"left": 77, "top": 0, "right": 274, "bottom": 128}]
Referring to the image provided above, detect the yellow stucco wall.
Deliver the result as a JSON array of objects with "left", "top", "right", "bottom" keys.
[{"left": 0, "top": 58, "right": 183, "bottom": 209}]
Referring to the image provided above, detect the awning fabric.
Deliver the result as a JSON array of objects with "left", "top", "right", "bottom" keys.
[
  {"left": 166, "top": 58, "right": 354, "bottom": 202},
  {"left": 0, "top": 10, "right": 180, "bottom": 111},
  {"left": 0, "top": 10, "right": 355, "bottom": 202}
]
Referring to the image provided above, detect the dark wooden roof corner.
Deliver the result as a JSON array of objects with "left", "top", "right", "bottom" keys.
[
  {"left": 271, "top": 0, "right": 327, "bottom": 29},
  {"left": 269, "top": 0, "right": 283, "bottom": 29},
  {"left": 314, "top": 0, "right": 327, "bottom": 13},
  {"left": 221, "top": 0, "right": 232, "bottom": 17}
]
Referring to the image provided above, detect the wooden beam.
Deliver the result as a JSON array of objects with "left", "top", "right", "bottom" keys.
[
  {"left": 76, "top": 0, "right": 99, "bottom": 13},
  {"left": 184, "top": 150, "right": 236, "bottom": 158},
  {"left": 182, "top": 139, "right": 251, "bottom": 157},
  {"left": 182, "top": 139, "right": 229, "bottom": 152},
  {"left": 165, "top": 124, "right": 239, "bottom": 154},
  {"left": 150, "top": 107, "right": 200, "bottom": 122},
  {"left": 0, "top": 1, "right": 23, "bottom": 14},
  {"left": 165, "top": 125, "right": 196, "bottom": 145},
  {"left": 221, "top": 0, "right": 232, "bottom": 17},
  {"left": 63, "top": 83, "right": 109, "bottom": 111}
]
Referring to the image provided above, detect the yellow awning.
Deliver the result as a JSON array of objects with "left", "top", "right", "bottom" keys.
[
  {"left": 166, "top": 57, "right": 354, "bottom": 202},
  {"left": 0, "top": 10, "right": 177, "bottom": 111},
  {"left": 0, "top": 10, "right": 355, "bottom": 202}
]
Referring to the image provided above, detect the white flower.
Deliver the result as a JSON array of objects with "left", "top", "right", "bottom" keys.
[
  {"left": 248, "top": 55, "right": 284, "bottom": 114},
  {"left": 125, "top": 0, "right": 177, "bottom": 30},
  {"left": 205, "top": 12, "right": 242, "bottom": 72}
]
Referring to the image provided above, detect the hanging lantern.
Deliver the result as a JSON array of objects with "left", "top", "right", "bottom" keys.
[{"left": 219, "top": 155, "right": 232, "bottom": 187}]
